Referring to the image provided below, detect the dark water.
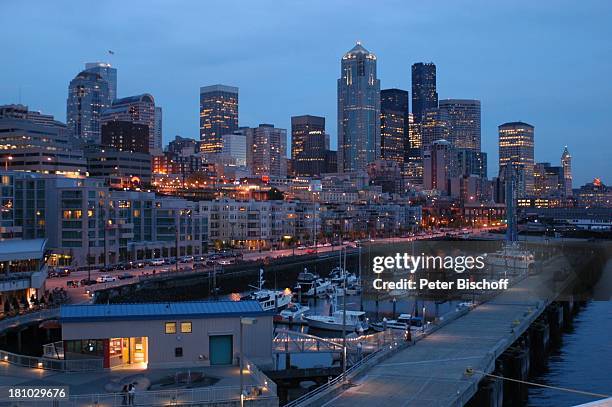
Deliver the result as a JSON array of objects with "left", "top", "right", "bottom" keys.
[{"left": 527, "top": 300, "right": 612, "bottom": 407}]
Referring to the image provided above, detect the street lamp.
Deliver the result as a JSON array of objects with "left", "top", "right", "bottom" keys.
[{"left": 240, "top": 317, "right": 257, "bottom": 407}]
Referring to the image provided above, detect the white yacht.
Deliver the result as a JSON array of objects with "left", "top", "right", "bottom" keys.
[
  {"left": 305, "top": 310, "right": 368, "bottom": 332},
  {"left": 278, "top": 303, "right": 310, "bottom": 321},
  {"left": 329, "top": 267, "right": 358, "bottom": 286},
  {"left": 295, "top": 268, "right": 332, "bottom": 297},
  {"left": 242, "top": 270, "right": 292, "bottom": 312},
  {"left": 370, "top": 314, "right": 423, "bottom": 332}
]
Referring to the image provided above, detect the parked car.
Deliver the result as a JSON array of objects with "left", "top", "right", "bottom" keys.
[
  {"left": 66, "top": 280, "right": 80, "bottom": 288},
  {"left": 150, "top": 259, "right": 165, "bottom": 266},
  {"left": 80, "top": 278, "right": 97, "bottom": 286},
  {"left": 96, "top": 275, "right": 116, "bottom": 283},
  {"left": 117, "top": 273, "right": 133, "bottom": 280},
  {"left": 297, "top": 245, "right": 307, "bottom": 250}
]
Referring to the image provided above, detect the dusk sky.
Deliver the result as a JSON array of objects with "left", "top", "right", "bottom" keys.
[{"left": 1, "top": 0, "right": 610, "bottom": 185}]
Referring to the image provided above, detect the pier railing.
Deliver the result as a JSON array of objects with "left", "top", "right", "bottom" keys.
[
  {"left": 0, "top": 308, "right": 59, "bottom": 333},
  {"left": 0, "top": 348, "right": 103, "bottom": 372}
]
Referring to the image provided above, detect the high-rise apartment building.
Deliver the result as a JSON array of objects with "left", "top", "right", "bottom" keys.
[
  {"left": 101, "top": 120, "right": 149, "bottom": 153},
  {"left": 337, "top": 42, "right": 380, "bottom": 172},
  {"left": 498, "top": 121, "right": 535, "bottom": 197},
  {"left": 245, "top": 124, "right": 287, "bottom": 178},
  {"left": 380, "top": 89, "right": 409, "bottom": 165},
  {"left": 101, "top": 94, "right": 157, "bottom": 152},
  {"left": 561, "top": 146, "right": 572, "bottom": 197},
  {"left": 423, "top": 139, "right": 455, "bottom": 194},
  {"left": 199, "top": 85, "right": 238, "bottom": 154},
  {"left": 154, "top": 106, "right": 163, "bottom": 154},
  {"left": 84, "top": 62, "right": 117, "bottom": 102},
  {"left": 66, "top": 70, "right": 110, "bottom": 144},
  {"left": 222, "top": 129, "right": 248, "bottom": 168},
  {"left": 438, "top": 99, "right": 481, "bottom": 151}
]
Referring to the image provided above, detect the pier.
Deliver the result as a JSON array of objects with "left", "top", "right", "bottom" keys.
[{"left": 286, "top": 242, "right": 608, "bottom": 407}]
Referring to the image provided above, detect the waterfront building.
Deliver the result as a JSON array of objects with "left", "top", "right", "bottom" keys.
[
  {"left": 101, "top": 120, "right": 149, "bottom": 153},
  {"left": 59, "top": 300, "right": 272, "bottom": 369},
  {"left": 199, "top": 85, "right": 238, "bottom": 154},
  {"left": 84, "top": 62, "right": 117, "bottom": 102},
  {"left": 337, "top": 42, "right": 381, "bottom": 172},
  {"left": 367, "top": 159, "right": 403, "bottom": 194},
  {"left": 199, "top": 198, "right": 301, "bottom": 250},
  {"left": 245, "top": 124, "right": 287, "bottom": 178},
  {"left": 167, "top": 135, "right": 199, "bottom": 155},
  {"left": 380, "top": 89, "right": 409, "bottom": 165},
  {"left": 498, "top": 121, "right": 535, "bottom": 197},
  {"left": 574, "top": 178, "right": 611, "bottom": 208},
  {"left": 66, "top": 70, "right": 110, "bottom": 144},
  {"left": 561, "top": 146, "right": 573, "bottom": 198},
  {"left": 438, "top": 99, "right": 481, "bottom": 151},
  {"left": 0, "top": 239, "right": 48, "bottom": 316},
  {"left": 101, "top": 94, "right": 157, "bottom": 153},
  {"left": 0, "top": 172, "right": 47, "bottom": 240},
  {"left": 38, "top": 175, "right": 208, "bottom": 267},
  {"left": 0, "top": 104, "right": 87, "bottom": 177}
]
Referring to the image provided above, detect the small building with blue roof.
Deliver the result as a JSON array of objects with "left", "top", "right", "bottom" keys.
[{"left": 59, "top": 300, "right": 272, "bottom": 369}]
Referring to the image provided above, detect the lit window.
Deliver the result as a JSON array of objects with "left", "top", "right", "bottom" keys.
[
  {"left": 165, "top": 322, "right": 176, "bottom": 334},
  {"left": 180, "top": 322, "right": 192, "bottom": 333}
]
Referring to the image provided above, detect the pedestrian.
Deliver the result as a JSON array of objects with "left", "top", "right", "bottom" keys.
[
  {"left": 128, "top": 383, "right": 135, "bottom": 405},
  {"left": 121, "top": 385, "right": 128, "bottom": 406}
]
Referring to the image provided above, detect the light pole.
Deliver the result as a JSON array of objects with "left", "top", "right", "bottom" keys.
[{"left": 240, "top": 317, "right": 257, "bottom": 407}]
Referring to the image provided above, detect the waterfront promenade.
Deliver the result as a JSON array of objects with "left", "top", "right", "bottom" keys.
[{"left": 317, "top": 254, "right": 585, "bottom": 406}]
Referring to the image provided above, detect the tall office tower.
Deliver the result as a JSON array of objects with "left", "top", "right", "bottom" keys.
[
  {"left": 101, "top": 94, "right": 156, "bottom": 152},
  {"left": 561, "top": 146, "right": 573, "bottom": 197},
  {"left": 380, "top": 89, "right": 409, "bottom": 165},
  {"left": 245, "top": 124, "right": 287, "bottom": 178},
  {"left": 456, "top": 149, "right": 487, "bottom": 179},
  {"left": 199, "top": 85, "right": 238, "bottom": 154},
  {"left": 438, "top": 99, "right": 481, "bottom": 151},
  {"left": 84, "top": 62, "right": 117, "bottom": 102},
  {"left": 423, "top": 139, "right": 454, "bottom": 194},
  {"left": 498, "top": 122, "right": 535, "bottom": 197},
  {"left": 66, "top": 70, "right": 110, "bottom": 144},
  {"left": 421, "top": 108, "right": 450, "bottom": 149},
  {"left": 534, "top": 162, "right": 563, "bottom": 198},
  {"left": 291, "top": 115, "right": 332, "bottom": 176},
  {"left": 222, "top": 129, "right": 248, "bottom": 167},
  {"left": 154, "top": 106, "right": 163, "bottom": 153},
  {"left": 411, "top": 62, "right": 438, "bottom": 125},
  {"left": 337, "top": 42, "right": 381, "bottom": 172}
]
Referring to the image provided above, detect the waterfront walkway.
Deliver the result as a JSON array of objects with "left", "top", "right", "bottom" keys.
[{"left": 321, "top": 256, "right": 573, "bottom": 407}]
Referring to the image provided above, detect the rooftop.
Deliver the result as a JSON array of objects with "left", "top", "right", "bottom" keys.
[
  {"left": 0, "top": 238, "right": 47, "bottom": 262},
  {"left": 60, "top": 300, "right": 267, "bottom": 323}
]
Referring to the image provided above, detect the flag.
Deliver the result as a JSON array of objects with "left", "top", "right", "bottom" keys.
[{"left": 108, "top": 50, "right": 115, "bottom": 55}]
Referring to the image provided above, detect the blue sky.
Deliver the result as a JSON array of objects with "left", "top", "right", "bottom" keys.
[{"left": 1, "top": 0, "right": 611, "bottom": 185}]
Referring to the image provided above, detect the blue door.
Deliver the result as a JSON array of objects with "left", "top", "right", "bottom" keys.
[{"left": 209, "top": 335, "right": 233, "bottom": 365}]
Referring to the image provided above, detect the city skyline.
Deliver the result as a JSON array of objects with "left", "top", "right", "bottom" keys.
[{"left": 1, "top": 1, "right": 611, "bottom": 184}]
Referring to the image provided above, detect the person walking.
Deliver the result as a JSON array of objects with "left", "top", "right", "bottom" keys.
[{"left": 128, "top": 383, "right": 136, "bottom": 405}]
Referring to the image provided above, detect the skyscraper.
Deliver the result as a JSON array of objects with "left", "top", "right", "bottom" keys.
[
  {"left": 337, "top": 42, "right": 380, "bottom": 173},
  {"left": 421, "top": 108, "right": 450, "bottom": 149},
  {"left": 561, "top": 146, "right": 573, "bottom": 197},
  {"left": 245, "top": 124, "right": 287, "bottom": 178},
  {"left": 498, "top": 122, "right": 535, "bottom": 197},
  {"left": 84, "top": 62, "right": 117, "bottom": 102},
  {"left": 101, "top": 94, "right": 157, "bottom": 152},
  {"left": 380, "top": 89, "right": 409, "bottom": 165},
  {"left": 101, "top": 121, "right": 149, "bottom": 153},
  {"left": 66, "top": 70, "right": 110, "bottom": 144},
  {"left": 291, "top": 115, "right": 333, "bottom": 176},
  {"left": 411, "top": 63, "right": 438, "bottom": 125},
  {"left": 154, "top": 106, "right": 163, "bottom": 154},
  {"left": 199, "top": 85, "right": 238, "bottom": 154},
  {"left": 222, "top": 129, "right": 248, "bottom": 168},
  {"left": 438, "top": 99, "right": 481, "bottom": 151}
]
